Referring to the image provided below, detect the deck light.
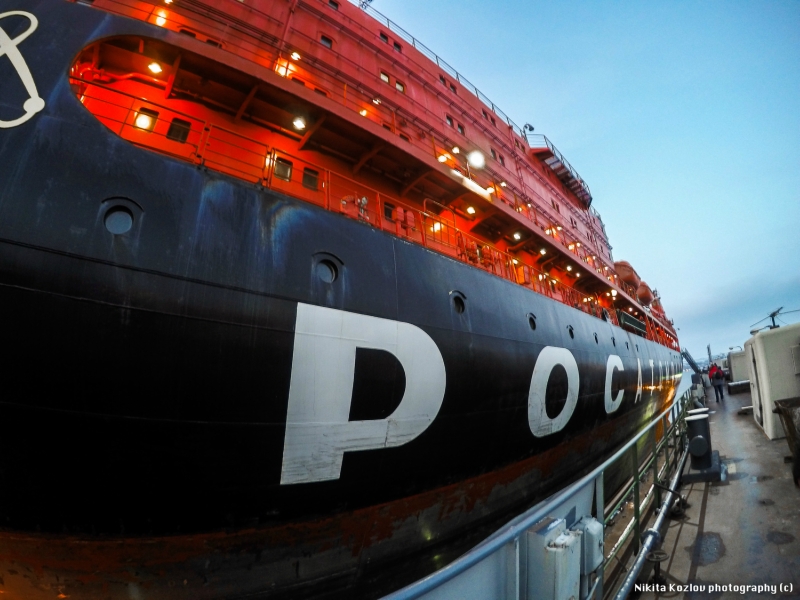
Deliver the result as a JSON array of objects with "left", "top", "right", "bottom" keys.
[
  {"left": 545, "top": 229, "right": 551, "bottom": 235},
  {"left": 556, "top": 226, "right": 562, "bottom": 231},
  {"left": 452, "top": 146, "right": 460, "bottom": 154},
  {"left": 568, "top": 244, "right": 575, "bottom": 250},
  {"left": 486, "top": 186, "right": 495, "bottom": 194},
  {"left": 466, "top": 206, "right": 476, "bottom": 215},
  {"left": 527, "top": 203, "right": 532, "bottom": 208},
  {"left": 500, "top": 181, "right": 507, "bottom": 187},
  {"left": 512, "top": 259, "right": 518, "bottom": 265},
  {"left": 291, "top": 51, "right": 301, "bottom": 61},
  {"left": 566, "top": 266, "right": 572, "bottom": 271},
  {"left": 156, "top": 10, "right": 167, "bottom": 26},
  {"left": 611, "top": 290, "right": 617, "bottom": 296},
  {"left": 148, "top": 62, "right": 163, "bottom": 74},
  {"left": 629, "top": 307, "right": 634, "bottom": 312},
  {"left": 606, "top": 292, "right": 610, "bottom": 297},
  {"left": 539, "top": 249, "right": 546, "bottom": 255},
  {"left": 576, "top": 242, "right": 581, "bottom": 247},
  {"left": 513, "top": 232, "right": 521, "bottom": 240},
  {"left": 576, "top": 273, "right": 581, "bottom": 277},
  {"left": 432, "top": 222, "right": 442, "bottom": 232},
  {"left": 359, "top": 109, "right": 368, "bottom": 116},
  {"left": 438, "top": 154, "right": 447, "bottom": 162},
  {"left": 293, "top": 117, "right": 306, "bottom": 130},
  {"left": 466, "top": 150, "right": 485, "bottom": 169},
  {"left": 373, "top": 98, "right": 381, "bottom": 105}
]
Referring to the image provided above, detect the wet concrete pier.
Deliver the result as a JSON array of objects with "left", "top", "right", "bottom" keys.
[{"left": 634, "top": 386, "right": 800, "bottom": 599}]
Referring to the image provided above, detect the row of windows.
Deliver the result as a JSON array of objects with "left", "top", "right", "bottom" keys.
[
  {"left": 379, "top": 70, "right": 406, "bottom": 93},
  {"left": 439, "top": 74, "right": 457, "bottom": 95},
  {"left": 379, "top": 31, "right": 403, "bottom": 53},
  {"left": 135, "top": 108, "right": 192, "bottom": 143}
]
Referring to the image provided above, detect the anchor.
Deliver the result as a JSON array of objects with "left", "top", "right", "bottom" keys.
[{"left": 0, "top": 11, "right": 45, "bottom": 129}]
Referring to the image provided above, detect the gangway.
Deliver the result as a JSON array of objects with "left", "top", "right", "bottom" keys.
[
  {"left": 681, "top": 348, "right": 702, "bottom": 375},
  {"left": 382, "top": 392, "right": 690, "bottom": 600}
]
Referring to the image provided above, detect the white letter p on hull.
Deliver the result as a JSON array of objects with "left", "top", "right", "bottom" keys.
[{"left": 280, "top": 303, "right": 446, "bottom": 485}]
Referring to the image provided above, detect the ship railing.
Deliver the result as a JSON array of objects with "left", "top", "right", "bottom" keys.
[
  {"left": 73, "top": 78, "right": 651, "bottom": 338},
  {"left": 382, "top": 389, "right": 692, "bottom": 600},
  {"left": 525, "top": 133, "right": 592, "bottom": 202}
]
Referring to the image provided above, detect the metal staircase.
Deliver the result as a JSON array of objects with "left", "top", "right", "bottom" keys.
[{"left": 681, "top": 348, "right": 702, "bottom": 375}]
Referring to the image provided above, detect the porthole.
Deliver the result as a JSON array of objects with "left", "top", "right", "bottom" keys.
[
  {"left": 567, "top": 325, "right": 574, "bottom": 339},
  {"left": 104, "top": 206, "right": 134, "bottom": 234},
  {"left": 450, "top": 291, "right": 466, "bottom": 314},
  {"left": 527, "top": 313, "right": 537, "bottom": 331},
  {"left": 315, "top": 259, "right": 338, "bottom": 283}
]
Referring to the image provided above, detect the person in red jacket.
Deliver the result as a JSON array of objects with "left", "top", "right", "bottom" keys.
[{"left": 709, "top": 364, "right": 724, "bottom": 402}]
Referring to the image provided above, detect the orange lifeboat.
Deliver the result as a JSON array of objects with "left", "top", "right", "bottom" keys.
[
  {"left": 614, "top": 261, "right": 641, "bottom": 288},
  {"left": 637, "top": 281, "right": 654, "bottom": 305}
]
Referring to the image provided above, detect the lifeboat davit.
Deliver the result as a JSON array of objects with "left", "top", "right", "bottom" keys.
[
  {"left": 637, "top": 281, "right": 654, "bottom": 305},
  {"left": 614, "top": 261, "right": 641, "bottom": 288}
]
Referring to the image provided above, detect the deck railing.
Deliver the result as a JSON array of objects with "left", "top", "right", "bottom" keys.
[
  {"left": 382, "top": 388, "right": 691, "bottom": 600},
  {"left": 73, "top": 79, "right": 642, "bottom": 330}
]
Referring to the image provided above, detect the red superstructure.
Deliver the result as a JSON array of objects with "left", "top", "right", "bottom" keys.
[{"left": 69, "top": 0, "right": 678, "bottom": 349}]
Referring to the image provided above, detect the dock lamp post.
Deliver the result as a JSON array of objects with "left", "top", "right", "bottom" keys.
[{"left": 729, "top": 345, "right": 742, "bottom": 351}]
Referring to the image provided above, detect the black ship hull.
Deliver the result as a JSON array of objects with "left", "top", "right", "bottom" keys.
[{"left": 0, "top": 2, "right": 681, "bottom": 598}]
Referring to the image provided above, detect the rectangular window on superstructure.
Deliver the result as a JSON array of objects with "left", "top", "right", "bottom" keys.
[
  {"left": 490, "top": 148, "right": 497, "bottom": 160},
  {"left": 314, "top": 87, "right": 328, "bottom": 96},
  {"left": 457, "top": 123, "right": 465, "bottom": 135},
  {"left": 384, "top": 202, "right": 395, "bottom": 220},
  {"left": 328, "top": 0, "right": 339, "bottom": 9},
  {"left": 380, "top": 32, "right": 389, "bottom": 43},
  {"left": 399, "top": 133, "right": 410, "bottom": 142},
  {"left": 439, "top": 75, "right": 446, "bottom": 85},
  {"left": 490, "top": 116, "right": 496, "bottom": 126},
  {"left": 498, "top": 154, "right": 505, "bottom": 167},
  {"left": 393, "top": 41, "right": 402, "bottom": 52},
  {"left": 380, "top": 71, "right": 390, "bottom": 83},
  {"left": 320, "top": 35, "right": 333, "bottom": 49},
  {"left": 166, "top": 118, "right": 191, "bottom": 143},
  {"left": 482, "top": 109, "right": 489, "bottom": 120},
  {"left": 395, "top": 81, "right": 405, "bottom": 93},
  {"left": 446, "top": 115, "right": 454, "bottom": 127},
  {"left": 302, "top": 167, "right": 319, "bottom": 190},
  {"left": 449, "top": 83, "right": 457, "bottom": 94},
  {"left": 274, "top": 158, "right": 293, "bottom": 181},
  {"left": 291, "top": 77, "right": 306, "bottom": 86}
]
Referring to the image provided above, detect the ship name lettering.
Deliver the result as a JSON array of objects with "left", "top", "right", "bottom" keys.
[
  {"left": 0, "top": 11, "right": 45, "bottom": 129},
  {"left": 280, "top": 303, "right": 447, "bottom": 485}
]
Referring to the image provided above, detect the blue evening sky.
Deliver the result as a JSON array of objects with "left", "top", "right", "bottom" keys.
[{"left": 368, "top": 0, "right": 800, "bottom": 359}]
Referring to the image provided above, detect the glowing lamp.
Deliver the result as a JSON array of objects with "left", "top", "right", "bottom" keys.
[
  {"left": 500, "top": 181, "right": 507, "bottom": 187},
  {"left": 293, "top": 117, "right": 306, "bottom": 130},
  {"left": 438, "top": 154, "right": 448, "bottom": 163},
  {"left": 611, "top": 290, "right": 617, "bottom": 296},
  {"left": 290, "top": 51, "right": 301, "bottom": 61},
  {"left": 452, "top": 146, "right": 460, "bottom": 154},
  {"left": 566, "top": 266, "right": 572, "bottom": 271},
  {"left": 466, "top": 206, "right": 476, "bottom": 215},
  {"left": 148, "top": 62, "right": 163, "bottom": 74},
  {"left": 134, "top": 112, "right": 156, "bottom": 131},
  {"left": 466, "top": 150, "right": 485, "bottom": 169},
  {"left": 513, "top": 232, "right": 521, "bottom": 240},
  {"left": 359, "top": 109, "right": 368, "bottom": 116},
  {"left": 373, "top": 98, "right": 381, "bottom": 105},
  {"left": 539, "top": 249, "right": 546, "bottom": 255},
  {"left": 486, "top": 186, "right": 495, "bottom": 194}
]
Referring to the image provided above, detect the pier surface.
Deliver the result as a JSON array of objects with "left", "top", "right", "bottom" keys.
[{"left": 634, "top": 386, "right": 800, "bottom": 599}]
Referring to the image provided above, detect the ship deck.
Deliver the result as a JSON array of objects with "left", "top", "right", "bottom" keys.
[{"left": 631, "top": 386, "right": 800, "bottom": 599}]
